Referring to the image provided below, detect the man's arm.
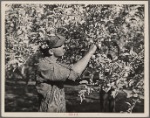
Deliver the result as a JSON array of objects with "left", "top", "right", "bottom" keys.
[{"left": 71, "top": 44, "right": 97, "bottom": 76}]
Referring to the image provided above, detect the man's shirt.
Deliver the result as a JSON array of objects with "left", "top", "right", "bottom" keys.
[{"left": 36, "top": 57, "right": 79, "bottom": 112}]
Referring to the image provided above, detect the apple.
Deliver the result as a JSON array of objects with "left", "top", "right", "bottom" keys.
[{"left": 91, "top": 55, "right": 96, "bottom": 60}]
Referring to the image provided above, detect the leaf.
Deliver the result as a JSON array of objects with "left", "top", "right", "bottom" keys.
[
  {"left": 111, "top": 89, "right": 118, "bottom": 98},
  {"left": 64, "top": 8, "right": 74, "bottom": 15},
  {"left": 125, "top": 102, "right": 131, "bottom": 106},
  {"left": 16, "top": 29, "right": 23, "bottom": 36},
  {"left": 139, "top": 94, "right": 144, "bottom": 99},
  {"left": 79, "top": 80, "right": 88, "bottom": 85},
  {"left": 121, "top": 52, "right": 130, "bottom": 56},
  {"left": 55, "top": 19, "right": 62, "bottom": 28},
  {"left": 123, "top": 89, "right": 133, "bottom": 98},
  {"left": 133, "top": 93, "right": 138, "bottom": 98},
  {"left": 129, "top": 79, "right": 135, "bottom": 87}
]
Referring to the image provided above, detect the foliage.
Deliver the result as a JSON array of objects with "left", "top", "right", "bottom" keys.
[{"left": 5, "top": 4, "right": 144, "bottom": 112}]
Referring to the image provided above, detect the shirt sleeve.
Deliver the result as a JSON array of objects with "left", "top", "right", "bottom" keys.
[
  {"left": 38, "top": 61, "right": 79, "bottom": 82},
  {"left": 53, "top": 63, "right": 79, "bottom": 81}
]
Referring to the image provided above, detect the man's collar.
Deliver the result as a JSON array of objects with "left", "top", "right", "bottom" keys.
[{"left": 43, "top": 57, "right": 57, "bottom": 64}]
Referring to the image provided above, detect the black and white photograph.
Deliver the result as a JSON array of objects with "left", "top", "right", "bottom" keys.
[{"left": 1, "top": 1, "right": 149, "bottom": 117}]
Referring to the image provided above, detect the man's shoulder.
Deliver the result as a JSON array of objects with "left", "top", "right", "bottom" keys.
[
  {"left": 38, "top": 58, "right": 54, "bottom": 70},
  {"left": 56, "top": 62, "right": 71, "bottom": 69},
  {"left": 38, "top": 57, "right": 70, "bottom": 70}
]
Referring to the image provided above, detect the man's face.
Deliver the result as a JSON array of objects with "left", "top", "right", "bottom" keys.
[{"left": 53, "top": 45, "right": 66, "bottom": 57}]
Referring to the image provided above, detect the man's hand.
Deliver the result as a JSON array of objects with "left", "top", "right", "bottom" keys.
[{"left": 89, "top": 44, "right": 97, "bottom": 55}]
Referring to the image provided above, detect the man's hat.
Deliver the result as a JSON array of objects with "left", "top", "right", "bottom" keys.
[{"left": 41, "top": 34, "right": 66, "bottom": 50}]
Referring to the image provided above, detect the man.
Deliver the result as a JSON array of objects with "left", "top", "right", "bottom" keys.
[{"left": 36, "top": 34, "right": 97, "bottom": 112}]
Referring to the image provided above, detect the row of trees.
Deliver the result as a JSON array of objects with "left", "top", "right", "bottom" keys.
[{"left": 5, "top": 4, "right": 144, "bottom": 112}]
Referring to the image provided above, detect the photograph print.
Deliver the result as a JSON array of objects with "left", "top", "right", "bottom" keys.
[{"left": 1, "top": 1, "right": 149, "bottom": 117}]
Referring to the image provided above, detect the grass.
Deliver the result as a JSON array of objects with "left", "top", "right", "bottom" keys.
[{"left": 5, "top": 79, "right": 144, "bottom": 112}]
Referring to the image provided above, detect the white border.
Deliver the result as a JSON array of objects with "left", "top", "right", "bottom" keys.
[
  {"left": 0, "top": 1, "right": 149, "bottom": 4},
  {"left": 1, "top": 1, "right": 149, "bottom": 117}
]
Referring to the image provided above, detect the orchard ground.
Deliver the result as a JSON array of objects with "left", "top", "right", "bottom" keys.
[{"left": 5, "top": 78, "right": 144, "bottom": 112}]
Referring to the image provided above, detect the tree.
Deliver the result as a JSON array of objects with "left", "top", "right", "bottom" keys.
[{"left": 5, "top": 4, "right": 144, "bottom": 112}]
